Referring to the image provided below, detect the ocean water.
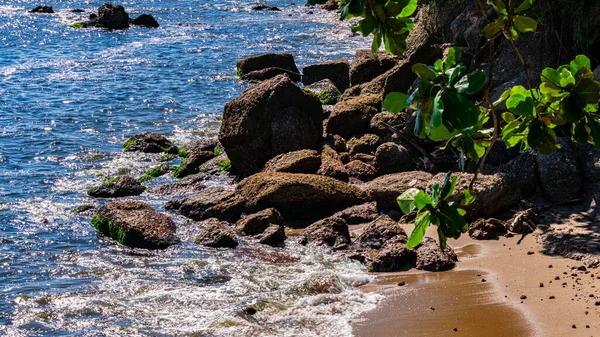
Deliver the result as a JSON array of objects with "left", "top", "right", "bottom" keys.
[{"left": 0, "top": 1, "right": 380, "bottom": 336}]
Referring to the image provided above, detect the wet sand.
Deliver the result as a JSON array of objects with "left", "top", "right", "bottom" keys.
[{"left": 352, "top": 229, "right": 600, "bottom": 336}]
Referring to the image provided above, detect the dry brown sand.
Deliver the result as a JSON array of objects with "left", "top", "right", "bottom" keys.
[{"left": 352, "top": 223, "right": 600, "bottom": 336}]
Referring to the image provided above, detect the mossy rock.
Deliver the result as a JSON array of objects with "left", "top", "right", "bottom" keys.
[
  {"left": 87, "top": 176, "right": 146, "bottom": 198},
  {"left": 138, "top": 165, "right": 173, "bottom": 183},
  {"left": 123, "top": 132, "right": 178, "bottom": 154}
]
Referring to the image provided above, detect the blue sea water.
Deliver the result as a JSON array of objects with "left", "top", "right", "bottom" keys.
[{"left": 0, "top": 1, "right": 381, "bottom": 336}]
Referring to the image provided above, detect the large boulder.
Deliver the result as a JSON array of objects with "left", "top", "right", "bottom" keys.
[
  {"left": 123, "top": 132, "right": 178, "bottom": 154},
  {"left": 535, "top": 140, "right": 582, "bottom": 203},
  {"left": 302, "top": 59, "right": 350, "bottom": 92},
  {"left": 299, "top": 216, "right": 350, "bottom": 250},
  {"left": 236, "top": 172, "right": 368, "bottom": 220},
  {"left": 98, "top": 3, "right": 129, "bottom": 29},
  {"left": 195, "top": 218, "right": 238, "bottom": 248},
  {"left": 367, "top": 171, "right": 433, "bottom": 210},
  {"left": 131, "top": 14, "right": 159, "bottom": 28},
  {"left": 236, "top": 53, "right": 299, "bottom": 77},
  {"left": 91, "top": 200, "right": 177, "bottom": 249},
  {"left": 357, "top": 215, "right": 407, "bottom": 249},
  {"left": 219, "top": 74, "right": 323, "bottom": 176},
  {"left": 165, "top": 188, "right": 246, "bottom": 222},
  {"left": 304, "top": 79, "right": 341, "bottom": 105},
  {"left": 415, "top": 238, "right": 458, "bottom": 271},
  {"left": 87, "top": 176, "right": 146, "bottom": 198},
  {"left": 262, "top": 149, "right": 321, "bottom": 174},
  {"left": 324, "top": 94, "right": 381, "bottom": 138},
  {"left": 241, "top": 67, "right": 301, "bottom": 83},
  {"left": 349, "top": 50, "right": 401, "bottom": 86},
  {"left": 374, "top": 142, "right": 414, "bottom": 175}
]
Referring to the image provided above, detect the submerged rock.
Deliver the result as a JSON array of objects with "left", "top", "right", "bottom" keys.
[
  {"left": 165, "top": 188, "right": 246, "bottom": 222},
  {"left": 415, "top": 238, "right": 457, "bottom": 271},
  {"left": 299, "top": 216, "right": 350, "bottom": 250},
  {"left": 123, "top": 132, "right": 178, "bottom": 154},
  {"left": 87, "top": 176, "right": 146, "bottom": 198},
  {"left": 29, "top": 6, "right": 54, "bottom": 13},
  {"left": 250, "top": 4, "right": 281, "bottom": 11},
  {"left": 195, "top": 218, "right": 238, "bottom": 248},
  {"left": 91, "top": 200, "right": 177, "bottom": 249}
]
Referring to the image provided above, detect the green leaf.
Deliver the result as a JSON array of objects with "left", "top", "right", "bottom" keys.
[
  {"left": 575, "top": 78, "right": 600, "bottom": 104},
  {"left": 562, "top": 94, "right": 586, "bottom": 123},
  {"left": 383, "top": 92, "right": 409, "bottom": 113},
  {"left": 541, "top": 68, "right": 561, "bottom": 85},
  {"left": 431, "top": 91, "right": 444, "bottom": 129},
  {"left": 440, "top": 92, "right": 479, "bottom": 131},
  {"left": 438, "top": 205, "right": 468, "bottom": 238},
  {"left": 438, "top": 226, "right": 448, "bottom": 251},
  {"left": 406, "top": 211, "right": 431, "bottom": 249},
  {"left": 506, "top": 86, "right": 535, "bottom": 116},
  {"left": 397, "top": 188, "right": 420, "bottom": 214},
  {"left": 501, "top": 112, "right": 516, "bottom": 123},
  {"left": 513, "top": 15, "right": 537, "bottom": 33},
  {"left": 539, "top": 82, "right": 565, "bottom": 98},
  {"left": 455, "top": 70, "right": 486, "bottom": 94},
  {"left": 459, "top": 189, "right": 477, "bottom": 206},
  {"left": 371, "top": 27, "right": 382, "bottom": 53},
  {"left": 398, "top": 0, "right": 417, "bottom": 17},
  {"left": 412, "top": 63, "right": 437, "bottom": 81},
  {"left": 570, "top": 55, "right": 591, "bottom": 77},
  {"left": 502, "top": 119, "right": 527, "bottom": 148},
  {"left": 413, "top": 190, "right": 433, "bottom": 211},
  {"left": 527, "top": 119, "right": 557, "bottom": 155},
  {"left": 434, "top": 59, "right": 444, "bottom": 72},
  {"left": 559, "top": 68, "right": 576, "bottom": 87},
  {"left": 444, "top": 47, "right": 462, "bottom": 69},
  {"left": 352, "top": 16, "right": 377, "bottom": 36},
  {"left": 514, "top": 0, "right": 534, "bottom": 13},
  {"left": 572, "top": 121, "right": 588, "bottom": 144},
  {"left": 588, "top": 118, "right": 600, "bottom": 150},
  {"left": 482, "top": 19, "right": 504, "bottom": 39}
]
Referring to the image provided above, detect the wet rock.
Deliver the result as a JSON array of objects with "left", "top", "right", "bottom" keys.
[
  {"left": 71, "top": 204, "right": 98, "bottom": 215},
  {"left": 349, "top": 50, "right": 401, "bottom": 86},
  {"left": 29, "top": 6, "right": 54, "bottom": 13},
  {"left": 165, "top": 188, "right": 246, "bottom": 222},
  {"left": 251, "top": 4, "right": 281, "bottom": 11},
  {"left": 299, "top": 216, "right": 350, "bottom": 250},
  {"left": 131, "top": 14, "right": 159, "bottom": 28},
  {"left": 317, "top": 151, "right": 349, "bottom": 182},
  {"left": 468, "top": 218, "right": 507, "bottom": 240},
  {"left": 369, "top": 236, "right": 414, "bottom": 272},
  {"left": 236, "top": 53, "right": 299, "bottom": 77},
  {"left": 367, "top": 171, "right": 433, "bottom": 210},
  {"left": 347, "top": 134, "right": 381, "bottom": 155},
  {"left": 536, "top": 139, "right": 582, "bottom": 203},
  {"left": 71, "top": 8, "right": 85, "bottom": 13},
  {"left": 302, "top": 59, "right": 350, "bottom": 92},
  {"left": 415, "top": 238, "right": 458, "bottom": 271},
  {"left": 262, "top": 149, "right": 321, "bottom": 174},
  {"left": 172, "top": 150, "right": 215, "bottom": 178},
  {"left": 179, "top": 138, "right": 219, "bottom": 158},
  {"left": 258, "top": 224, "right": 286, "bottom": 246},
  {"left": 194, "top": 218, "right": 238, "bottom": 248},
  {"left": 91, "top": 200, "right": 177, "bottom": 249},
  {"left": 345, "top": 160, "right": 376, "bottom": 181},
  {"left": 304, "top": 79, "right": 341, "bottom": 105},
  {"left": 237, "top": 172, "right": 367, "bottom": 220},
  {"left": 370, "top": 111, "right": 405, "bottom": 138},
  {"left": 236, "top": 208, "right": 283, "bottom": 235},
  {"left": 97, "top": 3, "right": 130, "bottom": 29},
  {"left": 300, "top": 272, "right": 345, "bottom": 294},
  {"left": 241, "top": 67, "right": 301, "bottom": 83},
  {"left": 374, "top": 142, "right": 413, "bottom": 175},
  {"left": 357, "top": 215, "right": 406, "bottom": 249},
  {"left": 123, "top": 132, "right": 178, "bottom": 154},
  {"left": 87, "top": 176, "right": 146, "bottom": 198},
  {"left": 137, "top": 164, "right": 173, "bottom": 183},
  {"left": 219, "top": 74, "right": 323, "bottom": 176},
  {"left": 331, "top": 202, "right": 378, "bottom": 225},
  {"left": 147, "top": 173, "right": 208, "bottom": 195},
  {"left": 198, "top": 153, "right": 231, "bottom": 175},
  {"left": 324, "top": 94, "right": 381, "bottom": 138}
]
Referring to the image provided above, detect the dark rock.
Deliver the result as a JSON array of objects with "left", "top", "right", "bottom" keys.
[
  {"left": 351, "top": 153, "right": 375, "bottom": 163},
  {"left": 331, "top": 202, "right": 378, "bottom": 225},
  {"left": 219, "top": 74, "right": 323, "bottom": 176},
  {"left": 484, "top": 141, "right": 521, "bottom": 166},
  {"left": 98, "top": 3, "right": 129, "bottom": 29},
  {"left": 299, "top": 216, "right": 350, "bottom": 250},
  {"left": 179, "top": 138, "right": 220, "bottom": 157},
  {"left": 302, "top": 59, "right": 350, "bottom": 92},
  {"left": 241, "top": 67, "right": 301, "bottom": 83},
  {"left": 71, "top": 8, "right": 85, "bottom": 13},
  {"left": 317, "top": 151, "right": 349, "bottom": 182},
  {"left": 29, "top": 6, "right": 54, "bottom": 13},
  {"left": 148, "top": 173, "right": 209, "bottom": 196},
  {"left": 347, "top": 134, "right": 381, "bottom": 155},
  {"left": 237, "top": 172, "right": 368, "bottom": 220},
  {"left": 172, "top": 150, "right": 215, "bottom": 178},
  {"left": 251, "top": 4, "right": 281, "bottom": 11},
  {"left": 71, "top": 204, "right": 98, "bottom": 215},
  {"left": 88, "top": 176, "right": 146, "bottom": 198},
  {"left": 345, "top": 160, "right": 376, "bottom": 181},
  {"left": 91, "top": 200, "right": 177, "bottom": 249},
  {"left": 131, "top": 14, "right": 159, "bottom": 28},
  {"left": 236, "top": 208, "right": 283, "bottom": 235},
  {"left": 123, "top": 132, "right": 178, "bottom": 154},
  {"left": 198, "top": 153, "right": 231, "bottom": 175},
  {"left": 536, "top": 139, "right": 582, "bottom": 203},
  {"left": 319, "top": 0, "right": 339, "bottom": 11},
  {"left": 367, "top": 171, "right": 433, "bottom": 210},
  {"left": 370, "top": 112, "right": 406, "bottom": 138},
  {"left": 369, "top": 236, "right": 414, "bottom": 272},
  {"left": 304, "top": 79, "right": 341, "bottom": 105},
  {"left": 262, "top": 149, "right": 321, "bottom": 174},
  {"left": 325, "top": 94, "right": 381, "bottom": 138},
  {"left": 237, "top": 53, "right": 299, "bottom": 77},
  {"left": 349, "top": 50, "right": 401, "bottom": 86},
  {"left": 468, "top": 218, "right": 507, "bottom": 240},
  {"left": 258, "top": 224, "right": 286, "bottom": 246},
  {"left": 165, "top": 188, "right": 246, "bottom": 222},
  {"left": 374, "top": 142, "right": 413, "bottom": 175},
  {"left": 594, "top": 66, "right": 600, "bottom": 81},
  {"left": 357, "top": 215, "right": 406, "bottom": 249},
  {"left": 195, "top": 218, "right": 238, "bottom": 248},
  {"left": 582, "top": 149, "right": 600, "bottom": 204},
  {"left": 415, "top": 238, "right": 458, "bottom": 271}
]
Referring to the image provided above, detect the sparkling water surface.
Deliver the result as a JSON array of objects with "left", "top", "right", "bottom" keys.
[{"left": 0, "top": 1, "right": 380, "bottom": 336}]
